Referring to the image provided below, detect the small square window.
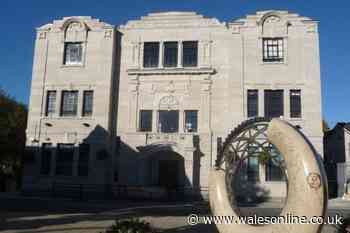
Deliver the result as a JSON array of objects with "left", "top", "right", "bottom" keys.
[
  {"left": 263, "top": 38, "right": 284, "bottom": 62},
  {"left": 64, "top": 42, "right": 83, "bottom": 65}
]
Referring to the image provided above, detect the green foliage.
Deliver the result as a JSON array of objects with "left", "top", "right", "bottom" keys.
[
  {"left": 0, "top": 88, "right": 27, "bottom": 188},
  {"left": 102, "top": 218, "right": 154, "bottom": 233},
  {"left": 258, "top": 149, "right": 271, "bottom": 165}
]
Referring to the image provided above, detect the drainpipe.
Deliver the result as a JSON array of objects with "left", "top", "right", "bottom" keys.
[{"left": 37, "top": 36, "right": 50, "bottom": 143}]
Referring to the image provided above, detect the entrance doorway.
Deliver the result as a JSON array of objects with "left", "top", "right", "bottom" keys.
[{"left": 159, "top": 160, "right": 179, "bottom": 188}]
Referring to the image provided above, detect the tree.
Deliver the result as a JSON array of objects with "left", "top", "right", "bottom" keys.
[{"left": 0, "top": 88, "right": 27, "bottom": 191}]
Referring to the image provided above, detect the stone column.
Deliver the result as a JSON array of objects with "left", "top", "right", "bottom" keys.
[
  {"left": 152, "top": 109, "right": 157, "bottom": 133},
  {"left": 128, "top": 76, "right": 139, "bottom": 131},
  {"left": 200, "top": 75, "right": 212, "bottom": 133},
  {"left": 179, "top": 110, "right": 184, "bottom": 133},
  {"left": 177, "top": 41, "right": 182, "bottom": 68},
  {"left": 159, "top": 41, "right": 163, "bottom": 68},
  {"left": 259, "top": 89, "right": 264, "bottom": 117}
]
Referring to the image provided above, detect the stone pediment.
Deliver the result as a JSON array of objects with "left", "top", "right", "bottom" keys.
[
  {"left": 119, "top": 11, "right": 224, "bottom": 30},
  {"left": 37, "top": 16, "right": 113, "bottom": 32},
  {"left": 229, "top": 10, "right": 317, "bottom": 28}
]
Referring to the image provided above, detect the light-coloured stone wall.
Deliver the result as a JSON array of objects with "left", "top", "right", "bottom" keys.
[
  {"left": 116, "top": 11, "right": 323, "bottom": 197},
  {"left": 24, "top": 10, "right": 323, "bottom": 199},
  {"left": 24, "top": 17, "right": 116, "bottom": 186}
]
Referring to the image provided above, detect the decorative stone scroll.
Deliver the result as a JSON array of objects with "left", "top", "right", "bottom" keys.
[{"left": 159, "top": 95, "right": 179, "bottom": 110}]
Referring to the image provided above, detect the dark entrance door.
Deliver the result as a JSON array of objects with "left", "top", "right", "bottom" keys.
[{"left": 158, "top": 160, "right": 179, "bottom": 188}]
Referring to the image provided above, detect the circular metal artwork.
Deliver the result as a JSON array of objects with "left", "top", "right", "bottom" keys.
[{"left": 216, "top": 117, "right": 286, "bottom": 204}]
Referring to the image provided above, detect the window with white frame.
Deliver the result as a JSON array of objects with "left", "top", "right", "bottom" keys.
[
  {"left": 185, "top": 110, "right": 198, "bottom": 132},
  {"left": 143, "top": 42, "right": 159, "bottom": 68},
  {"left": 290, "top": 90, "right": 302, "bottom": 118},
  {"left": 63, "top": 42, "right": 83, "bottom": 65},
  {"left": 139, "top": 110, "right": 153, "bottom": 132},
  {"left": 163, "top": 42, "right": 178, "bottom": 67},
  {"left": 45, "top": 91, "right": 56, "bottom": 116},
  {"left": 263, "top": 38, "right": 284, "bottom": 62},
  {"left": 247, "top": 90, "right": 258, "bottom": 118},
  {"left": 82, "top": 91, "right": 94, "bottom": 117},
  {"left": 182, "top": 41, "right": 198, "bottom": 67},
  {"left": 60, "top": 91, "right": 78, "bottom": 116}
]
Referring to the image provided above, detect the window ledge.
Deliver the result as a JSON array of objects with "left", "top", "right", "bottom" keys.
[
  {"left": 127, "top": 67, "right": 215, "bottom": 75},
  {"left": 261, "top": 61, "right": 287, "bottom": 65},
  {"left": 43, "top": 116, "right": 94, "bottom": 120},
  {"left": 61, "top": 64, "right": 85, "bottom": 68}
]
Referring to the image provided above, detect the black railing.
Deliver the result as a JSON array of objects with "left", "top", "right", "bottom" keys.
[{"left": 21, "top": 183, "right": 208, "bottom": 202}]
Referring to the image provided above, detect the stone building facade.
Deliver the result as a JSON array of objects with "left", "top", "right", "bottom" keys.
[{"left": 23, "top": 11, "right": 323, "bottom": 199}]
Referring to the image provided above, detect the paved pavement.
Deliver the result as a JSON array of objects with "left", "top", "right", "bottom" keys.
[{"left": 0, "top": 194, "right": 349, "bottom": 233}]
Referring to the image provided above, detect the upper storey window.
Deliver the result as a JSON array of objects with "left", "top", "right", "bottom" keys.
[
  {"left": 163, "top": 42, "right": 178, "bottom": 67},
  {"left": 263, "top": 38, "right": 284, "bottom": 62},
  {"left": 143, "top": 42, "right": 159, "bottom": 68},
  {"left": 64, "top": 42, "right": 83, "bottom": 65},
  {"left": 182, "top": 41, "right": 198, "bottom": 67},
  {"left": 60, "top": 91, "right": 78, "bottom": 117},
  {"left": 63, "top": 21, "right": 87, "bottom": 66}
]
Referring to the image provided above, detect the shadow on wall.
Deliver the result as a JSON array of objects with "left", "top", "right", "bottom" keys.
[
  {"left": 22, "top": 125, "right": 113, "bottom": 190},
  {"left": 116, "top": 134, "right": 205, "bottom": 200}
]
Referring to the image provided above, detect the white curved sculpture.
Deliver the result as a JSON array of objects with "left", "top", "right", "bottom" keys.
[{"left": 209, "top": 119, "right": 327, "bottom": 233}]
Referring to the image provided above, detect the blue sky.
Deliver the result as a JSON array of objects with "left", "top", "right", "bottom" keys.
[{"left": 0, "top": 0, "right": 348, "bottom": 127}]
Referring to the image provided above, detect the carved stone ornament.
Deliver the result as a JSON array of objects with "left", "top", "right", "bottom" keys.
[
  {"left": 159, "top": 95, "right": 179, "bottom": 110},
  {"left": 307, "top": 172, "right": 322, "bottom": 190},
  {"left": 264, "top": 15, "right": 281, "bottom": 24},
  {"left": 67, "top": 22, "right": 84, "bottom": 31}
]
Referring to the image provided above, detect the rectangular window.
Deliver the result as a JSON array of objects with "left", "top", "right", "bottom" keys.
[
  {"left": 247, "top": 146, "right": 259, "bottom": 181},
  {"left": 263, "top": 38, "right": 284, "bottom": 62},
  {"left": 40, "top": 143, "right": 52, "bottom": 175},
  {"left": 265, "top": 158, "right": 285, "bottom": 181},
  {"left": 82, "top": 91, "right": 93, "bottom": 117},
  {"left": 45, "top": 91, "right": 56, "bottom": 116},
  {"left": 60, "top": 91, "right": 78, "bottom": 116},
  {"left": 64, "top": 42, "right": 83, "bottom": 65},
  {"left": 290, "top": 90, "right": 302, "bottom": 118},
  {"left": 163, "top": 42, "right": 178, "bottom": 67},
  {"left": 247, "top": 90, "right": 258, "bottom": 118},
  {"left": 139, "top": 110, "right": 153, "bottom": 132},
  {"left": 264, "top": 90, "right": 284, "bottom": 119},
  {"left": 182, "top": 41, "right": 198, "bottom": 67},
  {"left": 55, "top": 144, "right": 74, "bottom": 176},
  {"left": 159, "top": 110, "right": 179, "bottom": 133},
  {"left": 143, "top": 42, "right": 159, "bottom": 68},
  {"left": 185, "top": 110, "right": 198, "bottom": 132},
  {"left": 78, "top": 144, "right": 89, "bottom": 177}
]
